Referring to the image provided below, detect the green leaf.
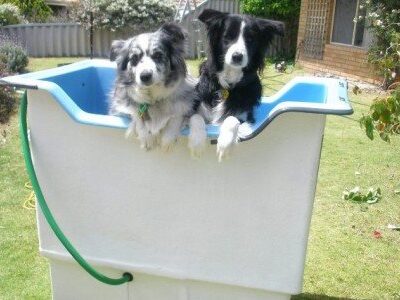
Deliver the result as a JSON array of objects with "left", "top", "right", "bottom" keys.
[
  {"left": 342, "top": 187, "right": 381, "bottom": 204},
  {"left": 379, "top": 131, "right": 391, "bottom": 142},
  {"left": 364, "top": 117, "right": 374, "bottom": 140},
  {"left": 380, "top": 109, "right": 392, "bottom": 124},
  {"left": 371, "top": 111, "right": 380, "bottom": 121}
]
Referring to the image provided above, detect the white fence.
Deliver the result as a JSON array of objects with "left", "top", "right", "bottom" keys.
[
  {"left": 0, "top": 23, "right": 150, "bottom": 58},
  {"left": 0, "top": 0, "right": 286, "bottom": 59}
]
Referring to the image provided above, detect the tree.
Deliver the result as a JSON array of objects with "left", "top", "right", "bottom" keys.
[
  {"left": 70, "top": 0, "right": 175, "bottom": 32},
  {"left": 70, "top": 0, "right": 175, "bottom": 58},
  {"left": 241, "top": 0, "right": 302, "bottom": 59},
  {"left": 358, "top": 1, "right": 400, "bottom": 141},
  {"left": 356, "top": 0, "right": 400, "bottom": 89},
  {"left": 0, "top": 3, "right": 24, "bottom": 26},
  {"left": 0, "top": 0, "right": 52, "bottom": 22},
  {"left": 241, "top": 0, "right": 301, "bottom": 21}
]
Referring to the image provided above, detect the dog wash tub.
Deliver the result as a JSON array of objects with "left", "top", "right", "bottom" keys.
[{"left": 1, "top": 60, "right": 352, "bottom": 300}]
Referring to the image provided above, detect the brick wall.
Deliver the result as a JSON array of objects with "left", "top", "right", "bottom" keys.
[
  {"left": 297, "top": 0, "right": 378, "bottom": 83},
  {"left": 297, "top": 0, "right": 308, "bottom": 48}
]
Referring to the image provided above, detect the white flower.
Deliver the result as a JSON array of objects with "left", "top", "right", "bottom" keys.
[
  {"left": 369, "top": 12, "right": 379, "bottom": 18},
  {"left": 392, "top": 72, "right": 397, "bottom": 79}
]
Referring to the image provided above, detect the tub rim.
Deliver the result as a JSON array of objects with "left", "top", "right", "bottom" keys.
[{"left": 0, "top": 59, "right": 353, "bottom": 142}]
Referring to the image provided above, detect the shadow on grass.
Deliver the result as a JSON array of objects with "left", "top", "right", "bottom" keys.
[{"left": 292, "top": 294, "right": 356, "bottom": 300}]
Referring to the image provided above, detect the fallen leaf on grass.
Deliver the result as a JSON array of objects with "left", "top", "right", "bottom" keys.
[
  {"left": 342, "top": 187, "right": 382, "bottom": 204},
  {"left": 373, "top": 230, "right": 382, "bottom": 239}
]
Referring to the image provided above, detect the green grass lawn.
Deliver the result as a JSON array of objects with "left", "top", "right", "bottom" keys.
[{"left": 0, "top": 57, "right": 399, "bottom": 299}]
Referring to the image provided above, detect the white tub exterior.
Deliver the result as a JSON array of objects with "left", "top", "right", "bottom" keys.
[{"left": 1, "top": 60, "right": 352, "bottom": 299}]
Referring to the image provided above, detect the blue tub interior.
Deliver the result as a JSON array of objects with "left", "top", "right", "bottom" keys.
[
  {"left": 44, "top": 67, "right": 116, "bottom": 116},
  {"left": 43, "top": 66, "right": 328, "bottom": 117},
  {"left": 1, "top": 60, "right": 352, "bottom": 139}
]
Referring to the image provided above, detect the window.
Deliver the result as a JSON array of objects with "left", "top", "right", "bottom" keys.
[{"left": 331, "top": 0, "right": 367, "bottom": 47}]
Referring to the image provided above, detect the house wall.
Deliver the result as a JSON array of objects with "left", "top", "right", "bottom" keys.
[{"left": 297, "top": 0, "right": 378, "bottom": 83}]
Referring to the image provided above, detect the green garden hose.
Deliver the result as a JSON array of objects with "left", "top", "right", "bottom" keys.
[{"left": 19, "top": 92, "right": 133, "bottom": 286}]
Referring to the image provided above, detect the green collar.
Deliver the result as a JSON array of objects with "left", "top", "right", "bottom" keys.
[{"left": 138, "top": 103, "right": 149, "bottom": 121}]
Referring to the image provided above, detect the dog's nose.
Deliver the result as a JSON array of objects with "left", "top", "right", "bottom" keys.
[
  {"left": 140, "top": 71, "right": 153, "bottom": 85},
  {"left": 232, "top": 52, "right": 243, "bottom": 64}
]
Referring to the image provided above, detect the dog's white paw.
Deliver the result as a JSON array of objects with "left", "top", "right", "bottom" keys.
[
  {"left": 188, "top": 114, "right": 207, "bottom": 159},
  {"left": 217, "top": 140, "right": 235, "bottom": 162},
  {"left": 139, "top": 135, "right": 157, "bottom": 151},
  {"left": 238, "top": 122, "right": 253, "bottom": 139},
  {"left": 216, "top": 116, "right": 240, "bottom": 162},
  {"left": 190, "top": 142, "right": 206, "bottom": 159},
  {"left": 161, "top": 137, "right": 176, "bottom": 152},
  {"left": 125, "top": 121, "right": 137, "bottom": 138},
  {"left": 189, "top": 140, "right": 206, "bottom": 159}
]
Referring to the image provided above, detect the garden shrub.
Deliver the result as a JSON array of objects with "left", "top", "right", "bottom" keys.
[
  {"left": 241, "top": 0, "right": 301, "bottom": 59},
  {"left": 0, "top": 3, "right": 23, "bottom": 26},
  {"left": 358, "top": 1, "right": 400, "bottom": 141},
  {"left": 71, "top": 0, "right": 175, "bottom": 31},
  {"left": 241, "top": 0, "right": 301, "bottom": 20},
  {"left": 0, "top": 41, "right": 28, "bottom": 73},
  {"left": 0, "top": 57, "right": 17, "bottom": 124},
  {"left": 360, "top": 86, "right": 400, "bottom": 142},
  {"left": 356, "top": 0, "right": 400, "bottom": 89},
  {"left": 0, "top": 0, "right": 52, "bottom": 22}
]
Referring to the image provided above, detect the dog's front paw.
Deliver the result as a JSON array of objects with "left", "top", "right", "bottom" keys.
[
  {"left": 139, "top": 135, "right": 158, "bottom": 151},
  {"left": 216, "top": 116, "right": 240, "bottom": 162},
  {"left": 125, "top": 121, "right": 137, "bottom": 139},
  {"left": 189, "top": 140, "right": 206, "bottom": 159},
  {"left": 217, "top": 139, "right": 235, "bottom": 162},
  {"left": 188, "top": 114, "right": 207, "bottom": 159},
  {"left": 161, "top": 137, "right": 176, "bottom": 152}
]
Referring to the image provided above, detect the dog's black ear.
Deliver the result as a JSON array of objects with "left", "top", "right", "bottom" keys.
[
  {"left": 256, "top": 19, "right": 285, "bottom": 37},
  {"left": 160, "top": 23, "right": 187, "bottom": 83},
  {"left": 198, "top": 9, "right": 228, "bottom": 27},
  {"left": 110, "top": 40, "right": 125, "bottom": 61},
  {"left": 160, "top": 23, "right": 186, "bottom": 47},
  {"left": 110, "top": 39, "right": 129, "bottom": 71}
]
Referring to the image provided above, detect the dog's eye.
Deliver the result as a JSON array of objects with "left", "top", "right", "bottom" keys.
[
  {"left": 151, "top": 52, "right": 163, "bottom": 62},
  {"left": 246, "top": 36, "right": 254, "bottom": 44},
  {"left": 244, "top": 33, "right": 254, "bottom": 43},
  {"left": 130, "top": 54, "right": 140, "bottom": 66},
  {"left": 223, "top": 33, "right": 236, "bottom": 42}
]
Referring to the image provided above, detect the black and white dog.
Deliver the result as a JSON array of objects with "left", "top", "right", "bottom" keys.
[
  {"left": 110, "top": 23, "right": 204, "bottom": 153},
  {"left": 194, "top": 9, "right": 284, "bottom": 161}
]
